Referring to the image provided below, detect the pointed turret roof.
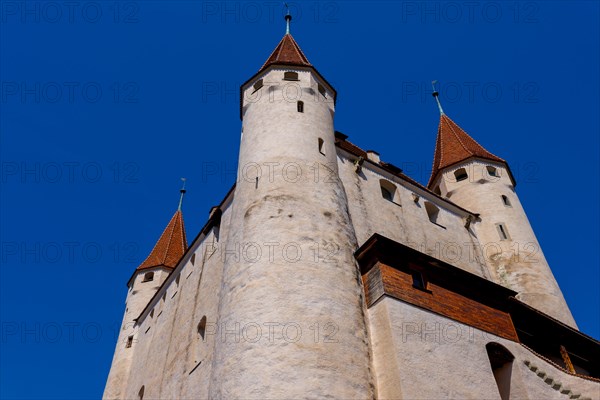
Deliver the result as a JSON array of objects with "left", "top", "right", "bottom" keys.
[
  {"left": 136, "top": 210, "right": 187, "bottom": 271},
  {"left": 259, "top": 33, "right": 312, "bottom": 72},
  {"left": 428, "top": 114, "right": 507, "bottom": 187}
]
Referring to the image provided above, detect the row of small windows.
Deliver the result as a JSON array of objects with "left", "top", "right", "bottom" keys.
[
  {"left": 251, "top": 75, "right": 327, "bottom": 97},
  {"left": 454, "top": 166, "right": 498, "bottom": 182}
]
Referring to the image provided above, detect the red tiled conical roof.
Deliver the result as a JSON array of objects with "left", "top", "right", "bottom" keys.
[
  {"left": 259, "top": 33, "right": 311, "bottom": 72},
  {"left": 428, "top": 114, "right": 506, "bottom": 187},
  {"left": 137, "top": 210, "right": 187, "bottom": 271}
]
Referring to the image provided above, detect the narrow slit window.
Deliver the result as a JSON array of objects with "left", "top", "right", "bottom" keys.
[
  {"left": 496, "top": 223, "right": 510, "bottom": 240},
  {"left": 138, "top": 386, "right": 145, "bottom": 400},
  {"left": 454, "top": 168, "right": 468, "bottom": 182},
  {"left": 191, "top": 253, "right": 196, "bottom": 265},
  {"left": 318, "top": 138, "right": 325, "bottom": 155},
  {"left": 318, "top": 84, "right": 326, "bottom": 97},
  {"left": 176, "top": 273, "right": 181, "bottom": 287},
  {"left": 297, "top": 101, "right": 304, "bottom": 113},
  {"left": 284, "top": 71, "right": 298, "bottom": 81},
  {"left": 142, "top": 272, "right": 154, "bottom": 282},
  {"left": 501, "top": 195, "right": 511, "bottom": 207},
  {"left": 126, "top": 335, "right": 133, "bottom": 348},
  {"left": 198, "top": 316, "right": 207, "bottom": 341}
]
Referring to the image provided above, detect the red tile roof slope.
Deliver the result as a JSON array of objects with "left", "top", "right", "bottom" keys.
[
  {"left": 137, "top": 210, "right": 187, "bottom": 271},
  {"left": 428, "top": 114, "right": 506, "bottom": 187},
  {"left": 259, "top": 33, "right": 312, "bottom": 72}
]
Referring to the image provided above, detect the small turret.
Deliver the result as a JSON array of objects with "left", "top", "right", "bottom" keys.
[
  {"left": 103, "top": 185, "right": 188, "bottom": 399},
  {"left": 428, "top": 84, "right": 576, "bottom": 327}
]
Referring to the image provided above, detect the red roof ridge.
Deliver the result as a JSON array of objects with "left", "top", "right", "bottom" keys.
[
  {"left": 428, "top": 114, "right": 506, "bottom": 187},
  {"left": 137, "top": 210, "right": 187, "bottom": 271},
  {"left": 259, "top": 33, "right": 312, "bottom": 72}
]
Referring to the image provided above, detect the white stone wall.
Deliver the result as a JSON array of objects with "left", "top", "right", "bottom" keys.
[
  {"left": 337, "top": 152, "right": 490, "bottom": 279},
  {"left": 103, "top": 267, "right": 171, "bottom": 399},
  {"left": 432, "top": 160, "right": 576, "bottom": 327},
  {"left": 367, "top": 296, "right": 599, "bottom": 400},
  {"left": 208, "top": 66, "right": 374, "bottom": 399}
]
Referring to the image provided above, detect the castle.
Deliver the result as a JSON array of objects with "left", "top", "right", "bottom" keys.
[{"left": 103, "top": 16, "right": 600, "bottom": 400}]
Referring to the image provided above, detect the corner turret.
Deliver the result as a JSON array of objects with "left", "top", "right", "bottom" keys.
[{"left": 427, "top": 86, "right": 576, "bottom": 327}]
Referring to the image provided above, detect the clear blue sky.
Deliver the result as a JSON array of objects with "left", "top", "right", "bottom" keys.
[{"left": 1, "top": 1, "right": 598, "bottom": 399}]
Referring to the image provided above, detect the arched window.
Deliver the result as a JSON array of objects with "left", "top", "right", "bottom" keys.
[
  {"left": 284, "top": 71, "right": 298, "bottom": 81},
  {"left": 318, "top": 138, "right": 325, "bottom": 155},
  {"left": 487, "top": 166, "right": 498, "bottom": 177},
  {"left": 198, "top": 316, "right": 207, "bottom": 341},
  {"left": 380, "top": 180, "right": 398, "bottom": 204},
  {"left": 501, "top": 195, "right": 511, "bottom": 207},
  {"left": 454, "top": 168, "right": 468, "bottom": 182},
  {"left": 297, "top": 101, "right": 304, "bottom": 113},
  {"left": 424, "top": 202, "right": 443, "bottom": 227},
  {"left": 138, "top": 385, "right": 145, "bottom": 400},
  {"left": 142, "top": 272, "right": 154, "bottom": 282},
  {"left": 486, "top": 343, "right": 515, "bottom": 400}
]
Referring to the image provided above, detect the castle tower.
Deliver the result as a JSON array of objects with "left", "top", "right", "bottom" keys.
[
  {"left": 427, "top": 91, "right": 577, "bottom": 327},
  {"left": 209, "top": 17, "right": 374, "bottom": 398},
  {"left": 103, "top": 194, "right": 187, "bottom": 399}
]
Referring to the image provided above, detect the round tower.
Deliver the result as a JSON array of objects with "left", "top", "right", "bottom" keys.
[
  {"left": 209, "top": 22, "right": 374, "bottom": 399},
  {"left": 103, "top": 205, "right": 187, "bottom": 399},
  {"left": 428, "top": 94, "right": 576, "bottom": 328}
]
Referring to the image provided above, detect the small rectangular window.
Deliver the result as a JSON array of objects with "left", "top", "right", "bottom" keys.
[
  {"left": 126, "top": 336, "right": 133, "bottom": 348},
  {"left": 297, "top": 101, "right": 304, "bottom": 113},
  {"left": 412, "top": 271, "right": 427, "bottom": 290}
]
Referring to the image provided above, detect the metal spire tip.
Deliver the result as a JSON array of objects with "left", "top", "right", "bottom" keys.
[
  {"left": 178, "top": 178, "right": 187, "bottom": 211},
  {"left": 431, "top": 80, "right": 445, "bottom": 116}
]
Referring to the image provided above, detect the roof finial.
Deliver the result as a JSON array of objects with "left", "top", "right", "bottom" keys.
[
  {"left": 284, "top": 3, "right": 292, "bottom": 34},
  {"left": 178, "top": 178, "right": 187, "bottom": 211},
  {"left": 431, "top": 80, "right": 445, "bottom": 116}
]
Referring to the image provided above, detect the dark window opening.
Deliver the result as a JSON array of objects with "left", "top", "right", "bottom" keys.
[
  {"left": 433, "top": 186, "right": 441, "bottom": 195},
  {"left": 380, "top": 180, "right": 398, "bottom": 204},
  {"left": 501, "top": 195, "right": 511, "bottom": 207},
  {"left": 318, "top": 84, "right": 326, "bottom": 97},
  {"left": 198, "top": 316, "right": 207, "bottom": 341},
  {"left": 126, "top": 335, "right": 133, "bottom": 348},
  {"left": 138, "top": 386, "right": 145, "bottom": 400},
  {"left": 412, "top": 271, "right": 427, "bottom": 290},
  {"left": 191, "top": 253, "right": 196, "bottom": 265},
  {"left": 487, "top": 166, "right": 498, "bottom": 177},
  {"left": 253, "top": 79, "right": 263, "bottom": 92},
  {"left": 318, "top": 138, "right": 325, "bottom": 155},
  {"left": 297, "top": 101, "right": 304, "bottom": 113},
  {"left": 425, "top": 202, "right": 444, "bottom": 228},
  {"left": 497, "top": 223, "right": 510, "bottom": 240},
  {"left": 284, "top": 71, "right": 298, "bottom": 81},
  {"left": 486, "top": 343, "right": 515, "bottom": 400},
  {"left": 142, "top": 272, "right": 154, "bottom": 282},
  {"left": 454, "top": 168, "right": 468, "bottom": 182}
]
